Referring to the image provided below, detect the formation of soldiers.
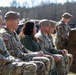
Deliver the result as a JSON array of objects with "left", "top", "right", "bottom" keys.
[{"left": 0, "top": 10, "right": 73, "bottom": 75}]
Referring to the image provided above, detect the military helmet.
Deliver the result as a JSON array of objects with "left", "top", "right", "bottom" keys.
[
  {"left": 4, "top": 11, "right": 20, "bottom": 19},
  {"left": 62, "top": 12, "right": 72, "bottom": 19}
]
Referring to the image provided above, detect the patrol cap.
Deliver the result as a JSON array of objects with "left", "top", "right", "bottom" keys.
[
  {"left": 39, "top": 19, "right": 50, "bottom": 26},
  {"left": 50, "top": 20, "right": 56, "bottom": 25},
  {"left": 62, "top": 12, "right": 72, "bottom": 19},
  {"left": 4, "top": 11, "right": 20, "bottom": 19}
]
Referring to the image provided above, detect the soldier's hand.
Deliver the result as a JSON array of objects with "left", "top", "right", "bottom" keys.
[
  {"left": 15, "top": 58, "right": 22, "bottom": 62},
  {"left": 37, "top": 51, "right": 45, "bottom": 56},
  {"left": 62, "top": 49, "right": 68, "bottom": 55}
]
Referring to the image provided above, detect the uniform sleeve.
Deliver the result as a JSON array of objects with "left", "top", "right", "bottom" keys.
[
  {"left": 0, "top": 37, "right": 15, "bottom": 65},
  {"left": 56, "top": 25, "right": 68, "bottom": 39},
  {"left": 1, "top": 33, "right": 26, "bottom": 59},
  {"left": 49, "top": 46, "right": 62, "bottom": 54},
  {"left": 38, "top": 39, "right": 52, "bottom": 55},
  {"left": 0, "top": 54, "right": 10, "bottom": 65},
  {"left": 38, "top": 38, "right": 62, "bottom": 54}
]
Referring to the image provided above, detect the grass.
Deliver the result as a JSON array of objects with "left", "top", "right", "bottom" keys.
[{"left": 68, "top": 72, "right": 76, "bottom": 75}]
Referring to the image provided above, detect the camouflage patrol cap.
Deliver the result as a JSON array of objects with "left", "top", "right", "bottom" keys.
[
  {"left": 62, "top": 12, "right": 72, "bottom": 19},
  {"left": 50, "top": 20, "right": 56, "bottom": 25},
  {"left": 39, "top": 19, "right": 50, "bottom": 26},
  {"left": 4, "top": 11, "right": 20, "bottom": 19}
]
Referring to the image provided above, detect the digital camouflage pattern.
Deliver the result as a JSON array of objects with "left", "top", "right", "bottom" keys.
[
  {"left": 43, "top": 55, "right": 55, "bottom": 75},
  {"left": 35, "top": 30, "right": 70, "bottom": 75},
  {"left": 0, "top": 37, "right": 37, "bottom": 75},
  {"left": 47, "top": 34, "right": 55, "bottom": 47},
  {"left": 47, "top": 34, "right": 72, "bottom": 74},
  {"left": 20, "top": 35, "right": 55, "bottom": 75},
  {"left": 55, "top": 21, "right": 73, "bottom": 70},
  {"left": 32, "top": 57, "right": 50, "bottom": 75},
  {"left": 55, "top": 21, "right": 71, "bottom": 49},
  {"left": 0, "top": 27, "right": 51, "bottom": 75}
]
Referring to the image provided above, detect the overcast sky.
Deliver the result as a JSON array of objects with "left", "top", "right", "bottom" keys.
[{"left": 0, "top": 0, "right": 74, "bottom": 7}]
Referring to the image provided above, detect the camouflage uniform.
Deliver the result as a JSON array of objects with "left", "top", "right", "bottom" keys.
[
  {"left": 47, "top": 34, "right": 73, "bottom": 74},
  {"left": 0, "top": 27, "right": 50, "bottom": 75},
  {"left": 0, "top": 37, "right": 37, "bottom": 75},
  {"left": 35, "top": 30, "right": 69, "bottom": 75},
  {"left": 55, "top": 21, "right": 71, "bottom": 49},
  {"left": 47, "top": 34, "right": 55, "bottom": 47},
  {"left": 55, "top": 12, "right": 72, "bottom": 50},
  {"left": 55, "top": 20, "right": 73, "bottom": 71}
]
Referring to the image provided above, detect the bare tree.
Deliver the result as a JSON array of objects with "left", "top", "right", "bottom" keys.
[{"left": 10, "top": 0, "right": 18, "bottom": 7}]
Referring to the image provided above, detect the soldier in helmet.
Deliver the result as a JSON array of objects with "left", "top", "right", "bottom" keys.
[
  {"left": 55, "top": 12, "right": 73, "bottom": 72},
  {"left": 0, "top": 11, "right": 52, "bottom": 75}
]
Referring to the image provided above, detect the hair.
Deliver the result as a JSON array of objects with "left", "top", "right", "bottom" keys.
[{"left": 19, "top": 21, "right": 35, "bottom": 38}]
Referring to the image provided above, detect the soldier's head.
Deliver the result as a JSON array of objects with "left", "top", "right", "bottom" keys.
[
  {"left": 39, "top": 19, "right": 50, "bottom": 34},
  {"left": 61, "top": 12, "right": 72, "bottom": 23},
  {"left": 49, "top": 20, "right": 56, "bottom": 34},
  {"left": 19, "top": 21, "right": 36, "bottom": 38},
  {"left": 4, "top": 11, "right": 20, "bottom": 31}
]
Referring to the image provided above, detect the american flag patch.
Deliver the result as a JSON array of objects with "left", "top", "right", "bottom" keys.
[{"left": 2, "top": 36, "right": 8, "bottom": 41}]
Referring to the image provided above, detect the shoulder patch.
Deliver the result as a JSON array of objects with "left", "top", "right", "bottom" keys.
[
  {"left": 35, "top": 33, "right": 44, "bottom": 41},
  {"left": 2, "top": 36, "right": 8, "bottom": 41},
  {"left": 58, "top": 25, "right": 62, "bottom": 28}
]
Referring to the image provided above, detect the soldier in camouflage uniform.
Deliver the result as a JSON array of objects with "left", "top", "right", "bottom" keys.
[
  {"left": 55, "top": 13, "right": 73, "bottom": 69},
  {"left": 47, "top": 20, "right": 56, "bottom": 47},
  {"left": 55, "top": 12, "right": 72, "bottom": 49},
  {"left": 35, "top": 19, "right": 72, "bottom": 75},
  {"left": 0, "top": 11, "right": 51, "bottom": 75},
  {"left": 0, "top": 36, "right": 37, "bottom": 75}
]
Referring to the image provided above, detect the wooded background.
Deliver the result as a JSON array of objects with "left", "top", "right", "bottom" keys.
[{"left": 0, "top": 0, "right": 76, "bottom": 27}]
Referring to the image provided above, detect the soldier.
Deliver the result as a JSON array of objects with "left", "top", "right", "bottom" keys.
[
  {"left": 0, "top": 36, "right": 37, "bottom": 75},
  {"left": 55, "top": 12, "right": 72, "bottom": 49},
  {"left": 55, "top": 12, "right": 73, "bottom": 69},
  {"left": 47, "top": 20, "right": 56, "bottom": 47},
  {"left": 35, "top": 19, "right": 72, "bottom": 75},
  {"left": 0, "top": 11, "right": 51, "bottom": 75},
  {"left": 49, "top": 20, "right": 73, "bottom": 75}
]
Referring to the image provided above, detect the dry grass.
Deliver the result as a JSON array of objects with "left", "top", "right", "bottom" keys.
[{"left": 68, "top": 72, "right": 76, "bottom": 75}]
